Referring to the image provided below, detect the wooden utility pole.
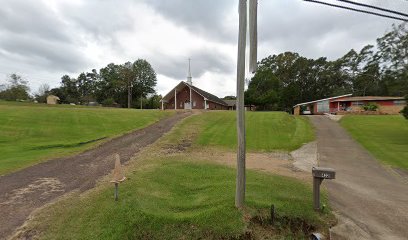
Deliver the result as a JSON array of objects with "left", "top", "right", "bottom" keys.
[
  {"left": 140, "top": 94, "right": 143, "bottom": 109},
  {"left": 235, "top": 0, "right": 247, "bottom": 208},
  {"left": 128, "top": 82, "right": 132, "bottom": 109},
  {"left": 235, "top": 0, "right": 258, "bottom": 208}
]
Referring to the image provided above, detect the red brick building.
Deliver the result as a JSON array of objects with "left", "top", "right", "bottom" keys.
[
  {"left": 293, "top": 94, "right": 406, "bottom": 115},
  {"left": 160, "top": 81, "right": 228, "bottom": 110}
]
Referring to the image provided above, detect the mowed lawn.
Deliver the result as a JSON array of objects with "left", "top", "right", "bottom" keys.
[
  {"left": 0, "top": 102, "right": 173, "bottom": 175},
  {"left": 181, "top": 111, "right": 314, "bottom": 151},
  {"left": 30, "top": 157, "right": 329, "bottom": 239},
  {"left": 341, "top": 115, "right": 408, "bottom": 170},
  {"left": 18, "top": 110, "right": 332, "bottom": 239}
]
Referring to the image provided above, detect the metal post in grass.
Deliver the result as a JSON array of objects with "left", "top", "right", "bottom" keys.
[
  {"left": 235, "top": 0, "right": 258, "bottom": 208},
  {"left": 111, "top": 154, "right": 126, "bottom": 201}
]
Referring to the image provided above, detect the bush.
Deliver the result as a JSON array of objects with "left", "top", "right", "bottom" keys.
[
  {"left": 401, "top": 96, "right": 408, "bottom": 120},
  {"left": 401, "top": 106, "right": 408, "bottom": 119},
  {"left": 102, "top": 98, "right": 116, "bottom": 106},
  {"left": 362, "top": 103, "right": 378, "bottom": 111}
]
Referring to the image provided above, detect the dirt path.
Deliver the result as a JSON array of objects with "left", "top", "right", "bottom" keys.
[
  {"left": 308, "top": 116, "right": 408, "bottom": 240},
  {"left": 0, "top": 112, "right": 190, "bottom": 239}
]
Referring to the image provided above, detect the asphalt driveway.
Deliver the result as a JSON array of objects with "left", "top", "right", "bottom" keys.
[{"left": 308, "top": 116, "right": 408, "bottom": 240}]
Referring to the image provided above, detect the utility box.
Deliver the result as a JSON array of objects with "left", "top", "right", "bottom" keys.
[{"left": 312, "top": 167, "right": 335, "bottom": 211}]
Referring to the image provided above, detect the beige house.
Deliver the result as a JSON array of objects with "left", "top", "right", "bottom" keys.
[{"left": 47, "top": 95, "right": 60, "bottom": 105}]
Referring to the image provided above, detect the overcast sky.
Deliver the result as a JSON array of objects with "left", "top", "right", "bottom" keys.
[{"left": 0, "top": 0, "right": 406, "bottom": 98}]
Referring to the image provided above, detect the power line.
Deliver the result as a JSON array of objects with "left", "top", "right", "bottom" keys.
[
  {"left": 304, "top": 0, "right": 408, "bottom": 21},
  {"left": 335, "top": 0, "right": 408, "bottom": 18}
]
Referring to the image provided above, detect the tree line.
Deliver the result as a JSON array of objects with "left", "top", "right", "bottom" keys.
[
  {"left": 0, "top": 59, "right": 161, "bottom": 109},
  {"left": 245, "top": 23, "right": 408, "bottom": 112},
  {"left": 49, "top": 59, "right": 159, "bottom": 108}
]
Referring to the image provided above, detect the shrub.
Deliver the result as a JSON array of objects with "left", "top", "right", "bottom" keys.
[
  {"left": 401, "top": 95, "right": 408, "bottom": 120},
  {"left": 362, "top": 103, "right": 378, "bottom": 111},
  {"left": 102, "top": 98, "right": 116, "bottom": 106}
]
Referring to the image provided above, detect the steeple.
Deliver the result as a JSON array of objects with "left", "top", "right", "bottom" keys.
[{"left": 187, "top": 58, "right": 192, "bottom": 85}]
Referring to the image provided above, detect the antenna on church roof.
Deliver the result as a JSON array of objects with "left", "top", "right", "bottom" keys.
[{"left": 187, "top": 58, "right": 193, "bottom": 85}]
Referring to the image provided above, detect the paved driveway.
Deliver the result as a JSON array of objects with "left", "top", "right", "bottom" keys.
[{"left": 308, "top": 116, "right": 408, "bottom": 240}]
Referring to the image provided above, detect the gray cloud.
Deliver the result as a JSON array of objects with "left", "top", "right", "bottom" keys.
[
  {"left": 257, "top": 0, "right": 406, "bottom": 60},
  {"left": 0, "top": 0, "right": 406, "bottom": 97},
  {"left": 0, "top": 1, "right": 71, "bottom": 42},
  {"left": 61, "top": 0, "right": 135, "bottom": 43},
  {"left": 151, "top": 48, "right": 234, "bottom": 80},
  {"left": 146, "top": 0, "right": 237, "bottom": 42},
  {"left": 0, "top": 0, "right": 91, "bottom": 74}
]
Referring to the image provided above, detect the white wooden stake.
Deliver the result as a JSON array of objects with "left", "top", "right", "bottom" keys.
[{"left": 235, "top": 0, "right": 247, "bottom": 208}]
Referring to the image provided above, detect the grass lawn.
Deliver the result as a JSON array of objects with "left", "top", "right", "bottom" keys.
[
  {"left": 170, "top": 111, "right": 314, "bottom": 152},
  {"left": 12, "top": 110, "right": 330, "bottom": 239},
  {"left": 27, "top": 159, "right": 331, "bottom": 240},
  {"left": 0, "top": 101, "right": 173, "bottom": 175},
  {"left": 340, "top": 115, "right": 408, "bottom": 170}
]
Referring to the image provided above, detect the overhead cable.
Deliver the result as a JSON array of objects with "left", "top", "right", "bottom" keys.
[
  {"left": 335, "top": 0, "right": 408, "bottom": 18},
  {"left": 304, "top": 0, "right": 408, "bottom": 21}
]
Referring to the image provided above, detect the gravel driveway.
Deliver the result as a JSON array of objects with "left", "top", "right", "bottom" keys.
[{"left": 308, "top": 116, "right": 408, "bottom": 240}]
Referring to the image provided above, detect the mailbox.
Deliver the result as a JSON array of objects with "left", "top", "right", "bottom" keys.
[
  {"left": 312, "top": 167, "right": 335, "bottom": 179},
  {"left": 312, "top": 167, "right": 336, "bottom": 211}
]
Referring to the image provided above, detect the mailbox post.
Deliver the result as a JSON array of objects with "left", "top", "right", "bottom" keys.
[{"left": 312, "top": 167, "right": 335, "bottom": 211}]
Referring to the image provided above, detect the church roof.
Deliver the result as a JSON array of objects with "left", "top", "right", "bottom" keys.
[{"left": 161, "top": 81, "right": 228, "bottom": 106}]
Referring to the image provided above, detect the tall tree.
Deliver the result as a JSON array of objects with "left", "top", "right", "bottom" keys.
[
  {"left": 0, "top": 74, "right": 30, "bottom": 101},
  {"left": 35, "top": 83, "right": 50, "bottom": 103}
]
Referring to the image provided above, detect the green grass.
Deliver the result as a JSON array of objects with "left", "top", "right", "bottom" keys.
[
  {"left": 0, "top": 102, "right": 173, "bottom": 175},
  {"left": 6, "top": 107, "right": 328, "bottom": 239},
  {"left": 33, "top": 159, "right": 330, "bottom": 240},
  {"left": 340, "top": 115, "right": 408, "bottom": 170},
  {"left": 173, "top": 111, "right": 314, "bottom": 152}
]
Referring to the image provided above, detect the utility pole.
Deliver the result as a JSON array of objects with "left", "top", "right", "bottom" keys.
[
  {"left": 235, "top": 0, "right": 258, "bottom": 208},
  {"left": 140, "top": 94, "right": 143, "bottom": 109},
  {"left": 128, "top": 82, "right": 132, "bottom": 109},
  {"left": 235, "top": 0, "right": 247, "bottom": 208}
]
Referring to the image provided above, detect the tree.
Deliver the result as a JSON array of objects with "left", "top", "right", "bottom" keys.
[
  {"left": 59, "top": 75, "right": 79, "bottom": 103},
  {"left": 119, "top": 59, "right": 157, "bottom": 108},
  {"left": 131, "top": 59, "right": 157, "bottom": 106},
  {"left": 97, "top": 63, "right": 122, "bottom": 105},
  {"left": 144, "top": 94, "right": 162, "bottom": 109},
  {"left": 94, "top": 59, "right": 157, "bottom": 108},
  {"left": 223, "top": 96, "right": 236, "bottom": 100},
  {"left": 35, "top": 83, "right": 50, "bottom": 103},
  {"left": 0, "top": 74, "right": 30, "bottom": 101},
  {"left": 246, "top": 22, "right": 408, "bottom": 111}
]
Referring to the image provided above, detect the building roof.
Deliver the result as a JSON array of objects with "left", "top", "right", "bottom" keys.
[
  {"left": 47, "top": 95, "right": 60, "bottom": 100},
  {"left": 331, "top": 96, "right": 405, "bottom": 102},
  {"left": 293, "top": 94, "right": 352, "bottom": 108},
  {"left": 161, "top": 81, "right": 228, "bottom": 106},
  {"left": 223, "top": 99, "right": 236, "bottom": 107}
]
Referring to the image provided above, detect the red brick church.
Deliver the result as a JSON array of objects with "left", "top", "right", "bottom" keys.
[{"left": 160, "top": 60, "right": 229, "bottom": 110}]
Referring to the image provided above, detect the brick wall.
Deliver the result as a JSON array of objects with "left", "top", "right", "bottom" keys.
[{"left": 378, "top": 105, "right": 405, "bottom": 114}]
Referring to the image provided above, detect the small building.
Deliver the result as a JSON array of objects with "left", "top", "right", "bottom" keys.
[
  {"left": 46, "top": 95, "right": 60, "bottom": 105},
  {"left": 224, "top": 100, "right": 236, "bottom": 110},
  {"left": 293, "top": 94, "right": 352, "bottom": 115},
  {"left": 160, "top": 81, "right": 228, "bottom": 110},
  {"left": 293, "top": 94, "right": 406, "bottom": 115}
]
